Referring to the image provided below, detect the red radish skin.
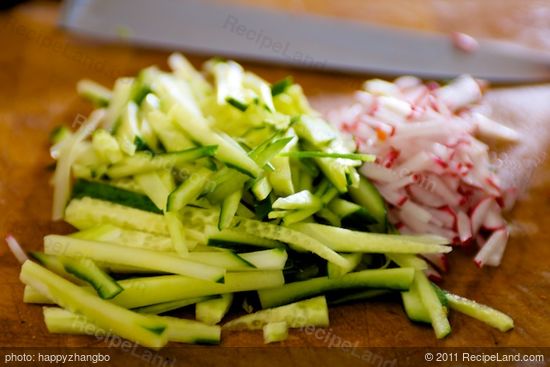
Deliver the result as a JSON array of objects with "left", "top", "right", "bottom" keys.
[
  {"left": 470, "top": 198, "right": 494, "bottom": 236},
  {"left": 423, "top": 263, "right": 443, "bottom": 283},
  {"left": 474, "top": 229, "right": 508, "bottom": 267}
]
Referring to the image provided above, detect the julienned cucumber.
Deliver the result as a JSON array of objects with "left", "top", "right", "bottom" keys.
[
  {"left": 196, "top": 294, "right": 233, "bottom": 325},
  {"left": 348, "top": 176, "right": 387, "bottom": 227},
  {"left": 263, "top": 322, "right": 289, "bottom": 344},
  {"left": 444, "top": 291, "right": 514, "bottom": 332},
  {"left": 106, "top": 145, "right": 217, "bottom": 178},
  {"left": 414, "top": 270, "right": 451, "bottom": 339},
  {"left": 170, "top": 104, "right": 261, "bottom": 178},
  {"left": 44, "top": 235, "right": 226, "bottom": 283},
  {"left": 272, "top": 190, "right": 320, "bottom": 210},
  {"left": 258, "top": 268, "right": 415, "bottom": 308},
  {"left": 401, "top": 281, "right": 431, "bottom": 323},
  {"left": 208, "top": 229, "right": 282, "bottom": 249},
  {"left": 231, "top": 217, "right": 351, "bottom": 268},
  {"left": 20, "top": 261, "right": 168, "bottom": 348},
  {"left": 224, "top": 296, "right": 329, "bottom": 330},
  {"left": 186, "top": 251, "right": 254, "bottom": 271},
  {"left": 65, "top": 197, "right": 168, "bottom": 234},
  {"left": 167, "top": 167, "right": 213, "bottom": 211},
  {"left": 206, "top": 136, "right": 294, "bottom": 203},
  {"left": 135, "top": 171, "right": 174, "bottom": 211},
  {"left": 134, "top": 296, "right": 216, "bottom": 315},
  {"left": 218, "top": 190, "right": 242, "bottom": 230},
  {"left": 111, "top": 271, "right": 285, "bottom": 309},
  {"left": 28, "top": 252, "right": 84, "bottom": 285},
  {"left": 65, "top": 198, "right": 217, "bottom": 238},
  {"left": 289, "top": 222, "right": 451, "bottom": 254},
  {"left": 72, "top": 179, "right": 162, "bottom": 214},
  {"left": 327, "top": 289, "right": 390, "bottom": 305},
  {"left": 327, "top": 198, "right": 377, "bottom": 230},
  {"left": 327, "top": 253, "right": 362, "bottom": 278},
  {"left": 71, "top": 224, "right": 174, "bottom": 252},
  {"left": 43, "top": 307, "right": 221, "bottom": 345},
  {"left": 238, "top": 248, "right": 288, "bottom": 270},
  {"left": 25, "top": 270, "right": 285, "bottom": 309},
  {"left": 32, "top": 252, "right": 122, "bottom": 299}
]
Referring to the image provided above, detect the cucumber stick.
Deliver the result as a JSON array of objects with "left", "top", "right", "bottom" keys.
[
  {"left": 258, "top": 268, "right": 415, "bottom": 308},
  {"left": 90, "top": 248, "right": 287, "bottom": 273},
  {"left": 111, "top": 271, "right": 285, "bottom": 309},
  {"left": 103, "top": 77, "right": 133, "bottom": 131},
  {"left": 348, "top": 177, "right": 387, "bottom": 226},
  {"left": 251, "top": 177, "right": 272, "bottom": 201},
  {"left": 135, "top": 296, "right": 215, "bottom": 315},
  {"left": 328, "top": 289, "right": 390, "bottom": 305},
  {"left": 20, "top": 261, "right": 168, "bottom": 348},
  {"left": 218, "top": 190, "right": 242, "bottom": 230},
  {"left": 290, "top": 223, "right": 450, "bottom": 254},
  {"left": 224, "top": 296, "right": 329, "bottom": 330},
  {"left": 63, "top": 257, "right": 122, "bottom": 299},
  {"left": 263, "top": 321, "right": 289, "bottom": 344},
  {"left": 327, "top": 253, "right": 362, "bottom": 278},
  {"left": 327, "top": 198, "right": 377, "bottom": 230},
  {"left": 414, "top": 270, "right": 451, "bottom": 339},
  {"left": 402, "top": 281, "right": 431, "bottom": 323},
  {"left": 170, "top": 104, "right": 261, "bottom": 178},
  {"left": 444, "top": 291, "right": 513, "bottom": 332},
  {"left": 26, "top": 270, "right": 285, "bottom": 309},
  {"left": 282, "top": 205, "right": 322, "bottom": 225},
  {"left": 238, "top": 248, "right": 288, "bottom": 270},
  {"left": 268, "top": 156, "right": 294, "bottom": 197},
  {"left": 29, "top": 252, "right": 84, "bottom": 285},
  {"left": 167, "top": 167, "right": 212, "bottom": 211},
  {"left": 208, "top": 229, "right": 281, "bottom": 249},
  {"left": 44, "top": 235, "right": 225, "bottom": 282},
  {"left": 70, "top": 224, "right": 174, "bottom": 252},
  {"left": 31, "top": 253, "right": 122, "bottom": 299},
  {"left": 147, "top": 109, "right": 195, "bottom": 152},
  {"left": 92, "top": 129, "right": 122, "bottom": 164},
  {"left": 135, "top": 171, "right": 174, "bottom": 211},
  {"left": 65, "top": 197, "right": 214, "bottom": 237},
  {"left": 207, "top": 137, "right": 293, "bottom": 202},
  {"left": 77, "top": 79, "right": 112, "bottom": 107},
  {"left": 165, "top": 212, "right": 190, "bottom": 255},
  {"left": 187, "top": 251, "right": 254, "bottom": 271},
  {"left": 43, "top": 307, "right": 220, "bottom": 345},
  {"left": 196, "top": 294, "right": 233, "bottom": 325},
  {"left": 116, "top": 101, "right": 140, "bottom": 155},
  {"left": 106, "top": 146, "right": 217, "bottom": 178},
  {"left": 388, "top": 253, "right": 429, "bottom": 270},
  {"left": 24, "top": 285, "right": 55, "bottom": 304},
  {"left": 24, "top": 287, "right": 213, "bottom": 312},
  {"left": 72, "top": 179, "right": 161, "bottom": 214},
  {"left": 272, "top": 190, "right": 320, "bottom": 210},
  {"left": 232, "top": 217, "right": 351, "bottom": 268}
]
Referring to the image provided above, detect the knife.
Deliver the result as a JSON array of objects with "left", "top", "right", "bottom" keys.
[{"left": 60, "top": 0, "right": 550, "bottom": 82}]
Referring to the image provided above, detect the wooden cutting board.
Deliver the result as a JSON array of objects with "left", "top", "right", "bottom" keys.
[{"left": 0, "top": 2, "right": 549, "bottom": 366}]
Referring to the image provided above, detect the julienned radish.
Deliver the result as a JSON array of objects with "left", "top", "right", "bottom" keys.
[{"left": 329, "top": 75, "right": 519, "bottom": 267}]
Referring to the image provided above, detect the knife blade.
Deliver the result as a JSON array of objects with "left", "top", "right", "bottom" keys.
[{"left": 60, "top": 0, "right": 550, "bottom": 82}]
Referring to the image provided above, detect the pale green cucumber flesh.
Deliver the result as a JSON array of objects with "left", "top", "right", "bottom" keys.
[{"left": 258, "top": 268, "right": 415, "bottom": 308}]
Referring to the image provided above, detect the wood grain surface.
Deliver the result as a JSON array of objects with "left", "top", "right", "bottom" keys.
[{"left": 0, "top": 1, "right": 549, "bottom": 366}]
